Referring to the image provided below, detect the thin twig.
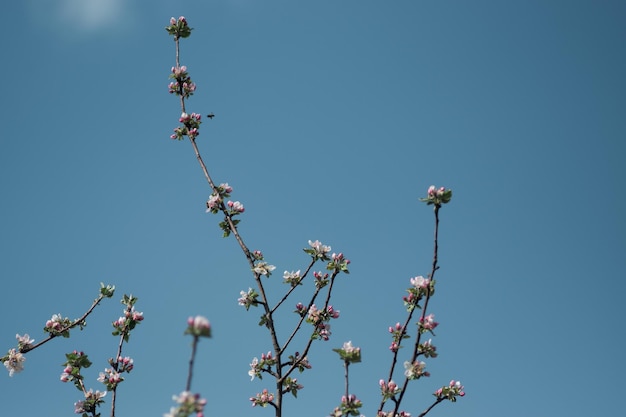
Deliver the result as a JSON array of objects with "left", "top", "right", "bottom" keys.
[
  {"left": 418, "top": 398, "right": 443, "bottom": 417},
  {"left": 271, "top": 258, "right": 317, "bottom": 315},
  {"left": 19, "top": 294, "right": 107, "bottom": 354},
  {"left": 344, "top": 361, "right": 350, "bottom": 400},
  {"left": 186, "top": 336, "right": 199, "bottom": 392},
  {"left": 392, "top": 206, "right": 440, "bottom": 416}
]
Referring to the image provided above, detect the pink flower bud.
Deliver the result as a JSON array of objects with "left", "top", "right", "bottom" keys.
[{"left": 187, "top": 315, "right": 211, "bottom": 337}]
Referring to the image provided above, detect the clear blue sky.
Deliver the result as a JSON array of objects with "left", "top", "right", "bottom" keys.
[{"left": 1, "top": 1, "right": 624, "bottom": 416}]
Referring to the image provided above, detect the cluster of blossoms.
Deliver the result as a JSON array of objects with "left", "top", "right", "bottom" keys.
[
  {"left": 227, "top": 200, "right": 245, "bottom": 214},
  {"left": 206, "top": 183, "right": 233, "bottom": 213},
  {"left": 44, "top": 313, "right": 72, "bottom": 337},
  {"left": 313, "top": 271, "right": 330, "bottom": 289},
  {"left": 112, "top": 303, "right": 144, "bottom": 342},
  {"left": 97, "top": 367, "right": 123, "bottom": 390},
  {"left": 328, "top": 252, "right": 350, "bottom": 274},
  {"left": 333, "top": 341, "right": 362, "bottom": 364},
  {"left": 253, "top": 262, "right": 276, "bottom": 277},
  {"left": 434, "top": 380, "right": 465, "bottom": 402},
  {"left": 418, "top": 338, "right": 438, "bottom": 358},
  {"left": 420, "top": 185, "right": 453, "bottom": 208},
  {"left": 410, "top": 276, "right": 431, "bottom": 290},
  {"left": 403, "top": 360, "right": 430, "bottom": 380},
  {"left": 306, "top": 304, "right": 340, "bottom": 341},
  {"left": 171, "top": 112, "right": 202, "bottom": 140},
  {"left": 403, "top": 275, "right": 434, "bottom": 311},
  {"left": 99, "top": 282, "right": 116, "bottom": 298},
  {"left": 165, "top": 16, "right": 192, "bottom": 40},
  {"left": 168, "top": 65, "right": 197, "bottom": 99},
  {"left": 3, "top": 348, "right": 25, "bottom": 376},
  {"left": 205, "top": 183, "right": 246, "bottom": 237},
  {"left": 2, "top": 333, "right": 35, "bottom": 376},
  {"left": 283, "top": 269, "right": 302, "bottom": 287},
  {"left": 314, "top": 322, "right": 331, "bottom": 341},
  {"left": 250, "top": 388, "right": 274, "bottom": 407},
  {"left": 379, "top": 379, "right": 401, "bottom": 401},
  {"left": 113, "top": 356, "right": 134, "bottom": 372},
  {"left": 60, "top": 350, "right": 92, "bottom": 387},
  {"left": 164, "top": 391, "right": 207, "bottom": 417},
  {"left": 248, "top": 351, "right": 277, "bottom": 381},
  {"left": 388, "top": 322, "right": 408, "bottom": 353},
  {"left": 59, "top": 366, "right": 72, "bottom": 382},
  {"left": 74, "top": 389, "right": 107, "bottom": 415},
  {"left": 238, "top": 287, "right": 259, "bottom": 310},
  {"left": 16, "top": 333, "right": 34, "bottom": 351},
  {"left": 185, "top": 316, "right": 211, "bottom": 338},
  {"left": 419, "top": 313, "right": 439, "bottom": 334},
  {"left": 330, "top": 394, "right": 364, "bottom": 417},
  {"left": 304, "top": 239, "right": 332, "bottom": 260}
]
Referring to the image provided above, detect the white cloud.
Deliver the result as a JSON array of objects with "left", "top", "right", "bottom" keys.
[
  {"left": 58, "top": 0, "right": 124, "bottom": 31},
  {"left": 26, "top": 0, "right": 130, "bottom": 35}
]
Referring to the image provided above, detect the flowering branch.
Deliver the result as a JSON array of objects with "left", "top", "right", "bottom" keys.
[
  {"left": 373, "top": 186, "right": 462, "bottom": 417},
  {"left": 165, "top": 17, "right": 354, "bottom": 417},
  {"left": 104, "top": 294, "right": 143, "bottom": 417},
  {"left": 163, "top": 316, "right": 210, "bottom": 417},
  {"left": 54, "top": 293, "right": 143, "bottom": 417},
  {"left": 2, "top": 283, "right": 115, "bottom": 377},
  {"left": 330, "top": 342, "right": 363, "bottom": 416},
  {"left": 58, "top": 294, "right": 143, "bottom": 417}
]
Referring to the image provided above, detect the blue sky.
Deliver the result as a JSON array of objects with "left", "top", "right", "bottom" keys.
[{"left": 1, "top": 1, "right": 625, "bottom": 416}]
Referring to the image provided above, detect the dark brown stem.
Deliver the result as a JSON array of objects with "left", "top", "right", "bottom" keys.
[
  {"left": 279, "top": 283, "right": 321, "bottom": 358},
  {"left": 186, "top": 336, "right": 199, "bottom": 392},
  {"left": 271, "top": 258, "right": 317, "bottom": 315},
  {"left": 418, "top": 398, "right": 444, "bottom": 417},
  {"left": 344, "top": 361, "right": 350, "bottom": 399}
]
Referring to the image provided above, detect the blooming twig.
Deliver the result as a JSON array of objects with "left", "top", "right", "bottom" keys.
[
  {"left": 165, "top": 18, "right": 354, "bottom": 417},
  {"left": 377, "top": 186, "right": 462, "bottom": 417},
  {"left": 58, "top": 293, "right": 143, "bottom": 417},
  {"left": 163, "top": 316, "right": 210, "bottom": 417},
  {"left": 1, "top": 283, "right": 115, "bottom": 377},
  {"left": 105, "top": 294, "right": 143, "bottom": 417}
]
